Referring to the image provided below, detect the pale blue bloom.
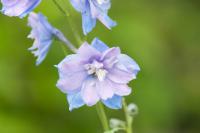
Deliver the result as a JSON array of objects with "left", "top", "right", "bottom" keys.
[
  {"left": 56, "top": 38, "right": 140, "bottom": 111},
  {"left": 28, "top": 12, "right": 61, "bottom": 65},
  {"left": 70, "top": 0, "right": 117, "bottom": 35},
  {"left": 1, "top": 0, "right": 41, "bottom": 18}
]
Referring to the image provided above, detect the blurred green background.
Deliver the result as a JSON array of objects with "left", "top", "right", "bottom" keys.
[{"left": 0, "top": 0, "right": 200, "bottom": 133}]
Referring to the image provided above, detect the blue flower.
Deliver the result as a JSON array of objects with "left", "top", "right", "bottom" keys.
[
  {"left": 56, "top": 38, "right": 140, "bottom": 111},
  {"left": 28, "top": 12, "right": 59, "bottom": 65},
  {"left": 70, "top": 0, "right": 117, "bottom": 35},
  {"left": 1, "top": 0, "right": 41, "bottom": 18}
]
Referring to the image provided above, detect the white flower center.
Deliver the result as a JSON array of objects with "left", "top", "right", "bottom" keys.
[{"left": 84, "top": 60, "right": 107, "bottom": 81}]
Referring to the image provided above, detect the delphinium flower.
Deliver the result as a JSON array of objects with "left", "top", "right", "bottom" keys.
[
  {"left": 28, "top": 12, "right": 76, "bottom": 65},
  {"left": 1, "top": 0, "right": 41, "bottom": 18},
  {"left": 70, "top": 0, "right": 117, "bottom": 35},
  {"left": 56, "top": 38, "right": 140, "bottom": 111}
]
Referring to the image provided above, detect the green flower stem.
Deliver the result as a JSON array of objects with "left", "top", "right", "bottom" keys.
[
  {"left": 123, "top": 98, "right": 133, "bottom": 133},
  {"left": 96, "top": 102, "right": 110, "bottom": 132},
  {"left": 55, "top": 30, "right": 77, "bottom": 53},
  {"left": 52, "top": 0, "right": 83, "bottom": 44},
  {"left": 52, "top": 0, "right": 69, "bottom": 16}
]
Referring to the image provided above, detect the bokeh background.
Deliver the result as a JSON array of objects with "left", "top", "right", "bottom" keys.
[{"left": 0, "top": 0, "right": 200, "bottom": 133}]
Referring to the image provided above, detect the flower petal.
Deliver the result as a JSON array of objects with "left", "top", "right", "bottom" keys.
[
  {"left": 102, "top": 95, "right": 122, "bottom": 109},
  {"left": 67, "top": 91, "right": 85, "bottom": 111},
  {"left": 28, "top": 12, "right": 57, "bottom": 65},
  {"left": 97, "top": 13, "right": 117, "bottom": 30},
  {"left": 81, "top": 78, "right": 100, "bottom": 106},
  {"left": 96, "top": 80, "right": 114, "bottom": 100},
  {"left": 89, "top": 0, "right": 116, "bottom": 29},
  {"left": 34, "top": 40, "right": 52, "bottom": 65},
  {"left": 56, "top": 71, "right": 87, "bottom": 93},
  {"left": 107, "top": 67, "right": 134, "bottom": 84},
  {"left": 91, "top": 38, "right": 109, "bottom": 53},
  {"left": 109, "top": 80, "right": 132, "bottom": 96},
  {"left": 70, "top": 0, "right": 85, "bottom": 12},
  {"left": 56, "top": 54, "right": 86, "bottom": 78},
  {"left": 117, "top": 54, "right": 140, "bottom": 77},
  {"left": 101, "top": 47, "right": 121, "bottom": 68},
  {"left": 107, "top": 54, "right": 140, "bottom": 84},
  {"left": 102, "top": 47, "right": 120, "bottom": 60},
  {"left": 78, "top": 42, "right": 101, "bottom": 59},
  {"left": 1, "top": 0, "right": 41, "bottom": 18},
  {"left": 82, "top": 1, "right": 96, "bottom": 35}
]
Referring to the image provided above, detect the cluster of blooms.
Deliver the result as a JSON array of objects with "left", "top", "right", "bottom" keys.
[{"left": 1, "top": 0, "right": 140, "bottom": 111}]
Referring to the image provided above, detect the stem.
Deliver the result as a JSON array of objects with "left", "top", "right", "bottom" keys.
[
  {"left": 96, "top": 102, "right": 110, "bottom": 132},
  {"left": 54, "top": 30, "right": 77, "bottom": 53},
  {"left": 52, "top": 0, "right": 69, "bottom": 16},
  {"left": 52, "top": 0, "right": 83, "bottom": 44},
  {"left": 123, "top": 98, "right": 133, "bottom": 133}
]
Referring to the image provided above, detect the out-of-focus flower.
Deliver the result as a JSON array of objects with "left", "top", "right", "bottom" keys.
[
  {"left": 1, "top": 0, "right": 41, "bottom": 18},
  {"left": 56, "top": 38, "right": 140, "bottom": 111},
  {"left": 28, "top": 12, "right": 59, "bottom": 65},
  {"left": 70, "top": 0, "right": 117, "bottom": 35}
]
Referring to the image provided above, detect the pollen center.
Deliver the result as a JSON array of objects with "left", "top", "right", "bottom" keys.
[{"left": 84, "top": 60, "right": 107, "bottom": 81}]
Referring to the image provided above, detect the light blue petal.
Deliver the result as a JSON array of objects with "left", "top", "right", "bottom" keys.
[
  {"left": 82, "top": 1, "right": 96, "bottom": 35},
  {"left": 19, "top": 0, "right": 41, "bottom": 18},
  {"left": 1, "top": 0, "right": 41, "bottom": 18},
  {"left": 35, "top": 40, "right": 52, "bottom": 65},
  {"left": 102, "top": 95, "right": 122, "bottom": 109},
  {"left": 67, "top": 91, "right": 85, "bottom": 111},
  {"left": 28, "top": 12, "right": 57, "bottom": 65},
  {"left": 89, "top": 0, "right": 116, "bottom": 29},
  {"left": 91, "top": 0, "right": 111, "bottom": 11},
  {"left": 70, "top": 0, "right": 116, "bottom": 34},
  {"left": 91, "top": 38, "right": 109, "bottom": 53},
  {"left": 70, "top": 0, "right": 85, "bottom": 12},
  {"left": 97, "top": 13, "right": 117, "bottom": 29},
  {"left": 118, "top": 54, "right": 140, "bottom": 76}
]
